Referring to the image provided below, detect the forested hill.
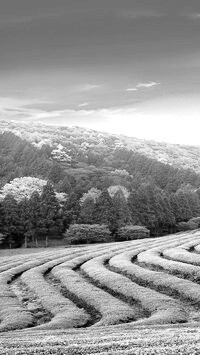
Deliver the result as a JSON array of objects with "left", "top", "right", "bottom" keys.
[
  {"left": 1, "top": 120, "right": 200, "bottom": 172},
  {"left": 1, "top": 121, "right": 200, "bottom": 194},
  {"left": 1, "top": 120, "right": 200, "bottom": 245}
]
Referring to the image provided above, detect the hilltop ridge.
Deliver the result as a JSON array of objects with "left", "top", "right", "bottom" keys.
[{"left": 0, "top": 120, "right": 200, "bottom": 173}]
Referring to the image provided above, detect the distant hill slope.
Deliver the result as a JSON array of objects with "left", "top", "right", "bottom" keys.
[
  {"left": 0, "top": 120, "right": 200, "bottom": 173},
  {"left": 1, "top": 120, "right": 200, "bottom": 239}
]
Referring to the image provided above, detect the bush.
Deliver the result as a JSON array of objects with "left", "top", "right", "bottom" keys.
[
  {"left": 117, "top": 225, "right": 150, "bottom": 241},
  {"left": 176, "top": 221, "right": 198, "bottom": 232},
  {"left": 64, "top": 224, "right": 112, "bottom": 244},
  {"left": 189, "top": 217, "right": 200, "bottom": 227}
]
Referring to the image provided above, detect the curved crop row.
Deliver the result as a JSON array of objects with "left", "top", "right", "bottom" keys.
[
  {"left": 81, "top": 253, "right": 187, "bottom": 325},
  {"left": 0, "top": 250, "right": 79, "bottom": 332},
  {"left": 52, "top": 249, "right": 139, "bottom": 327},
  {"left": 163, "top": 247, "right": 200, "bottom": 266},
  {"left": 138, "top": 247, "right": 200, "bottom": 280},
  {"left": 21, "top": 251, "right": 92, "bottom": 329},
  {"left": 161, "top": 233, "right": 200, "bottom": 266},
  {"left": 0, "top": 230, "right": 200, "bottom": 333},
  {"left": 0, "top": 243, "right": 129, "bottom": 331},
  {"left": 0, "top": 259, "right": 35, "bottom": 273},
  {"left": 110, "top": 249, "right": 200, "bottom": 307}
]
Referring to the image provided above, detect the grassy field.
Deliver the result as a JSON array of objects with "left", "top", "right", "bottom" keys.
[{"left": 1, "top": 231, "right": 200, "bottom": 354}]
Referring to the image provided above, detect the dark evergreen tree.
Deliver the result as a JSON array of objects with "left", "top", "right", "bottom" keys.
[
  {"left": 48, "top": 163, "right": 64, "bottom": 184},
  {"left": 127, "top": 190, "right": 142, "bottom": 225},
  {"left": 18, "top": 198, "right": 33, "bottom": 248},
  {"left": 62, "top": 192, "right": 81, "bottom": 229},
  {"left": 112, "top": 190, "right": 131, "bottom": 230},
  {"left": 2, "top": 195, "right": 21, "bottom": 248},
  {"left": 135, "top": 185, "right": 156, "bottom": 231},
  {"left": 150, "top": 192, "right": 166, "bottom": 236},
  {"left": 181, "top": 187, "right": 200, "bottom": 217},
  {"left": 79, "top": 197, "right": 96, "bottom": 224},
  {"left": 29, "top": 191, "right": 42, "bottom": 247},
  {"left": 175, "top": 190, "right": 193, "bottom": 222},
  {"left": 161, "top": 195, "right": 176, "bottom": 233},
  {"left": 169, "top": 193, "right": 181, "bottom": 223},
  {"left": 40, "top": 182, "right": 63, "bottom": 246},
  {"left": 94, "top": 189, "right": 116, "bottom": 232}
]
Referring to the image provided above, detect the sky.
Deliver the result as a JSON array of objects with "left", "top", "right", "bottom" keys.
[{"left": 1, "top": 0, "right": 200, "bottom": 145}]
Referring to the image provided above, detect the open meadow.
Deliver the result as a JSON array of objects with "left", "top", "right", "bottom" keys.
[{"left": 2, "top": 231, "right": 200, "bottom": 354}]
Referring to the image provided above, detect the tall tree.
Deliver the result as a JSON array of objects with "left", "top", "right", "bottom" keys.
[
  {"left": 40, "top": 182, "right": 63, "bottom": 246},
  {"left": 18, "top": 198, "right": 33, "bottom": 248},
  {"left": 94, "top": 189, "right": 116, "bottom": 232},
  {"left": 29, "top": 191, "right": 42, "bottom": 247},
  {"left": 161, "top": 195, "right": 176, "bottom": 233},
  {"left": 2, "top": 195, "right": 21, "bottom": 248},
  {"left": 62, "top": 192, "right": 81, "bottom": 229},
  {"left": 175, "top": 190, "right": 193, "bottom": 222},
  {"left": 79, "top": 197, "right": 96, "bottom": 224},
  {"left": 127, "top": 189, "right": 142, "bottom": 225},
  {"left": 169, "top": 193, "right": 181, "bottom": 223},
  {"left": 112, "top": 189, "right": 131, "bottom": 230}
]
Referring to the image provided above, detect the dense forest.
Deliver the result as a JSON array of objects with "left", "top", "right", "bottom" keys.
[{"left": 0, "top": 123, "right": 200, "bottom": 248}]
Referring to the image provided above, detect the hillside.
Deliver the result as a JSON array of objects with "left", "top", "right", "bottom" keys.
[
  {"left": 1, "top": 120, "right": 200, "bottom": 172},
  {"left": 1, "top": 119, "right": 200, "bottom": 247}
]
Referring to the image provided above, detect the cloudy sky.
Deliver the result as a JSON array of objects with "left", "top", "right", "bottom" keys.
[{"left": 1, "top": 0, "right": 200, "bottom": 144}]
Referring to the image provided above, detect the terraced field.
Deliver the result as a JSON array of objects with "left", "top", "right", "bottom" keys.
[{"left": 2, "top": 231, "right": 200, "bottom": 354}]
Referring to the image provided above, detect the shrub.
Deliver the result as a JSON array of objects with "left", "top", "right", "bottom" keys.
[
  {"left": 189, "top": 217, "right": 200, "bottom": 227},
  {"left": 64, "top": 224, "right": 112, "bottom": 244},
  {"left": 117, "top": 225, "right": 150, "bottom": 241},
  {"left": 176, "top": 221, "right": 198, "bottom": 232}
]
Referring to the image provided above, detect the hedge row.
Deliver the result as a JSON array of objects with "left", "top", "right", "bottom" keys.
[
  {"left": 138, "top": 246, "right": 200, "bottom": 280},
  {"left": 21, "top": 251, "right": 92, "bottom": 329},
  {"left": 163, "top": 247, "right": 200, "bottom": 266},
  {"left": 110, "top": 247, "right": 200, "bottom": 306},
  {"left": 0, "top": 250, "right": 73, "bottom": 332},
  {"left": 52, "top": 248, "right": 139, "bottom": 327},
  {"left": 82, "top": 253, "right": 187, "bottom": 325}
]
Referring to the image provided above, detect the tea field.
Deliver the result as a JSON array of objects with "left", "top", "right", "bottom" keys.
[{"left": 1, "top": 231, "right": 200, "bottom": 354}]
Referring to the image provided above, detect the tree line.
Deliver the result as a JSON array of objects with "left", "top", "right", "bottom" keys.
[{"left": 0, "top": 181, "right": 200, "bottom": 248}]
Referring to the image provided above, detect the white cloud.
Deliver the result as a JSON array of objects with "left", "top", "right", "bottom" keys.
[
  {"left": 78, "top": 102, "right": 89, "bottom": 107},
  {"left": 0, "top": 96, "right": 53, "bottom": 110},
  {"left": 126, "top": 82, "right": 160, "bottom": 92},
  {"left": 136, "top": 81, "right": 160, "bottom": 88},
  {"left": 126, "top": 88, "right": 138, "bottom": 92},
  {"left": 0, "top": 96, "right": 56, "bottom": 121},
  {"left": 79, "top": 84, "right": 101, "bottom": 91}
]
